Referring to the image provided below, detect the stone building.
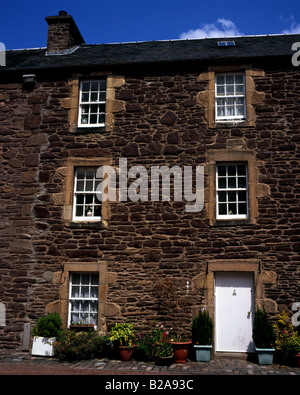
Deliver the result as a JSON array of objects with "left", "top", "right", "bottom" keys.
[{"left": 0, "top": 11, "right": 299, "bottom": 353}]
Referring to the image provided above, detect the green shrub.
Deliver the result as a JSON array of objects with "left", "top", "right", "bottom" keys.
[
  {"left": 109, "top": 321, "right": 135, "bottom": 347},
  {"left": 192, "top": 309, "right": 213, "bottom": 345},
  {"left": 31, "top": 313, "right": 62, "bottom": 338},
  {"left": 252, "top": 308, "right": 275, "bottom": 349},
  {"left": 54, "top": 329, "right": 109, "bottom": 361}
]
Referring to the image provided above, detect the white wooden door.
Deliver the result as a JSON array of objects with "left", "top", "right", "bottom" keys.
[{"left": 215, "top": 272, "right": 254, "bottom": 353}]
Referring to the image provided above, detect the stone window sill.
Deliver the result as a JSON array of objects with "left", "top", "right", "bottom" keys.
[
  {"left": 65, "top": 221, "right": 104, "bottom": 229},
  {"left": 70, "top": 126, "right": 106, "bottom": 134},
  {"left": 210, "top": 218, "right": 255, "bottom": 227}
]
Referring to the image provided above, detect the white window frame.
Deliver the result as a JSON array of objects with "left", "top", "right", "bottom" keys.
[
  {"left": 216, "top": 163, "right": 249, "bottom": 219},
  {"left": 215, "top": 73, "right": 246, "bottom": 122},
  {"left": 72, "top": 167, "right": 102, "bottom": 222},
  {"left": 78, "top": 80, "right": 106, "bottom": 127},
  {"left": 68, "top": 273, "right": 99, "bottom": 328}
]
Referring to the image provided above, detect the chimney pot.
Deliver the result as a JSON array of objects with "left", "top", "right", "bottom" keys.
[{"left": 59, "top": 10, "right": 68, "bottom": 16}]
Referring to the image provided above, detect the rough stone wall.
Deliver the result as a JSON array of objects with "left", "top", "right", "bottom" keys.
[{"left": 0, "top": 58, "right": 299, "bottom": 349}]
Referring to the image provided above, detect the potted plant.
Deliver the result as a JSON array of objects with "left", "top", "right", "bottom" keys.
[
  {"left": 192, "top": 309, "right": 213, "bottom": 362},
  {"left": 252, "top": 308, "right": 276, "bottom": 365},
  {"left": 31, "top": 312, "right": 62, "bottom": 357},
  {"left": 155, "top": 340, "right": 173, "bottom": 366},
  {"left": 109, "top": 321, "right": 136, "bottom": 361},
  {"left": 273, "top": 310, "right": 300, "bottom": 366}
]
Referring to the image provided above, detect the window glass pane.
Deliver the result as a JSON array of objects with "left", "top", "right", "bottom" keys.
[
  {"left": 238, "top": 203, "right": 247, "bottom": 214},
  {"left": 86, "top": 181, "right": 94, "bottom": 191},
  {"left": 228, "top": 177, "right": 236, "bottom": 189},
  {"left": 219, "top": 203, "right": 227, "bottom": 215},
  {"left": 77, "top": 168, "right": 85, "bottom": 179},
  {"left": 228, "top": 191, "right": 236, "bottom": 202},
  {"left": 71, "top": 286, "right": 80, "bottom": 298},
  {"left": 90, "top": 301, "right": 98, "bottom": 312},
  {"left": 86, "top": 168, "right": 94, "bottom": 179},
  {"left": 81, "top": 274, "right": 90, "bottom": 285},
  {"left": 228, "top": 165, "right": 236, "bottom": 176},
  {"left": 76, "top": 180, "right": 84, "bottom": 191},
  {"left": 235, "top": 74, "right": 244, "bottom": 84},
  {"left": 91, "top": 104, "right": 98, "bottom": 113},
  {"left": 228, "top": 203, "right": 237, "bottom": 215},
  {"left": 236, "top": 85, "right": 244, "bottom": 95},
  {"left": 226, "top": 75, "right": 234, "bottom": 84},
  {"left": 91, "top": 92, "right": 98, "bottom": 102},
  {"left": 81, "top": 313, "right": 88, "bottom": 324},
  {"left": 81, "top": 286, "right": 89, "bottom": 298},
  {"left": 94, "top": 205, "right": 101, "bottom": 217},
  {"left": 218, "top": 177, "right": 226, "bottom": 189},
  {"left": 91, "top": 81, "right": 99, "bottom": 91},
  {"left": 71, "top": 313, "right": 79, "bottom": 323},
  {"left": 72, "top": 274, "right": 81, "bottom": 284},
  {"left": 91, "top": 274, "right": 99, "bottom": 285},
  {"left": 238, "top": 191, "right": 247, "bottom": 201},
  {"left": 218, "top": 165, "right": 226, "bottom": 177},
  {"left": 238, "top": 177, "right": 247, "bottom": 188},
  {"left": 85, "top": 194, "right": 93, "bottom": 204},
  {"left": 216, "top": 85, "right": 225, "bottom": 95},
  {"left": 237, "top": 165, "right": 246, "bottom": 176},
  {"left": 82, "top": 82, "right": 90, "bottom": 91},
  {"left": 226, "top": 84, "right": 234, "bottom": 95},
  {"left": 71, "top": 300, "right": 80, "bottom": 312},
  {"left": 217, "top": 105, "right": 225, "bottom": 117},
  {"left": 236, "top": 105, "right": 245, "bottom": 116},
  {"left": 81, "top": 114, "right": 88, "bottom": 124},
  {"left": 90, "top": 114, "right": 97, "bottom": 124},
  {"left": 99, "top": 91, "right": 106, "bottom": 101},
  {"left": 100, "top": 81, "right": 107, "bottom": 90},
  {"left": 90, "top": 314, "right": 97, "bottom": 325},
  {"left": 216, "top": 75, "right": 225, "bottom": 84},
  {"left": 76, "top": 195, "right": 84, "bottom": 205},
  {"left": 75, "top": 205, "right": 84, "bottom": 217},
  {"left": 218, "top": 191, "right": 226, "bottom": 202},
  {"left": 81, "top": 104, "right": 90, "bottom": 114},
  {"left": 81, "top": 92, "right": 89, "bottom": 102}
]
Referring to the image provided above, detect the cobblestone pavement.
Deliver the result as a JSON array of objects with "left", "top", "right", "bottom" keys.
[{"left": 0, "top": 351, "right": 299, "bottom": 376}]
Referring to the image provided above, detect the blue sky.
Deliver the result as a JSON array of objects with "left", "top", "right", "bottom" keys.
[{"left": 1, "top": 0, "right": 300, "bottom": 49}]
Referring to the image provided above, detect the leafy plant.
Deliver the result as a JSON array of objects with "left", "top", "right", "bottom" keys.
[
  {"left": 273, "top": 310, "right": 300, "bottom": 360},
  {"left": 156, "top": 341, "right": 173, "bottom": 358},
  {"left": 252, "top": 308, "right": 275, "bottom": 349},
  {"left": 192, "top": 309, "right": 213, "bottom": 345},
  {"left": 54, "top": 329, "right": 109, "bottom": 361},
  {"left": 31, "top": 312, "right": 62, "bottom": 338},
  {"left": 109, "top": 321, "right": 135, "bottom": 347},
  {"left": 137, "top": 323, "right": 169, "bottom": 360}
]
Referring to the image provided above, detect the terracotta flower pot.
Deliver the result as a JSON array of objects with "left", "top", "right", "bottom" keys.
[
  {"left": 118, "top": 346, "right": 133, "bottom": 361},
  {"left": 169, "top": 341, "right": 192, "bottom": 363}
]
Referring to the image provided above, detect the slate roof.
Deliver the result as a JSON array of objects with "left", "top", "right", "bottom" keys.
[{"left": 2, "top": 34, "right": 299, "bottom": 73}]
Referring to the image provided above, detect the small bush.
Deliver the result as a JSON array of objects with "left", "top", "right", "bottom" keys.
[
  {"left": 54, "top": 329, "right": 109, "bottom": 361},
  {"left": 192, "top": 309, "right": 213, "bottom": 345},
  {"left": 252, "top": 308, "right": 275, "bottom": 349},
  {"left": 32, "top": 313, "right": 62, "bottom": 338}
]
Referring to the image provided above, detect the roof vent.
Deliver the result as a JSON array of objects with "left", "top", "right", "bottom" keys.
[{"left": 217, "top": 40, "right": 236, "bottom": 47}]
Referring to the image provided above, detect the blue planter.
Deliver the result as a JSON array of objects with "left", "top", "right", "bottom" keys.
[
  {"left": 255, "top": 347, "right": 275, "bottom": 365},
  {"left": 194, "top": 345, "right": 212, "bottom": 362}
]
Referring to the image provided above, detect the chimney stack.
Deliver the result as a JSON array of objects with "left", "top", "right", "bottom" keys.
[{"left": 45, "top": 11, "right": 85, "bottom": 53}]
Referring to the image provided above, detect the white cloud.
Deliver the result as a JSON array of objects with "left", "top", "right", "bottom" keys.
[
  {"left": 179, "top": 18, "right": 243, "bottom": 40},
  {"left": 282, "top": 16, "right": 300, "bottom": 34}
]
